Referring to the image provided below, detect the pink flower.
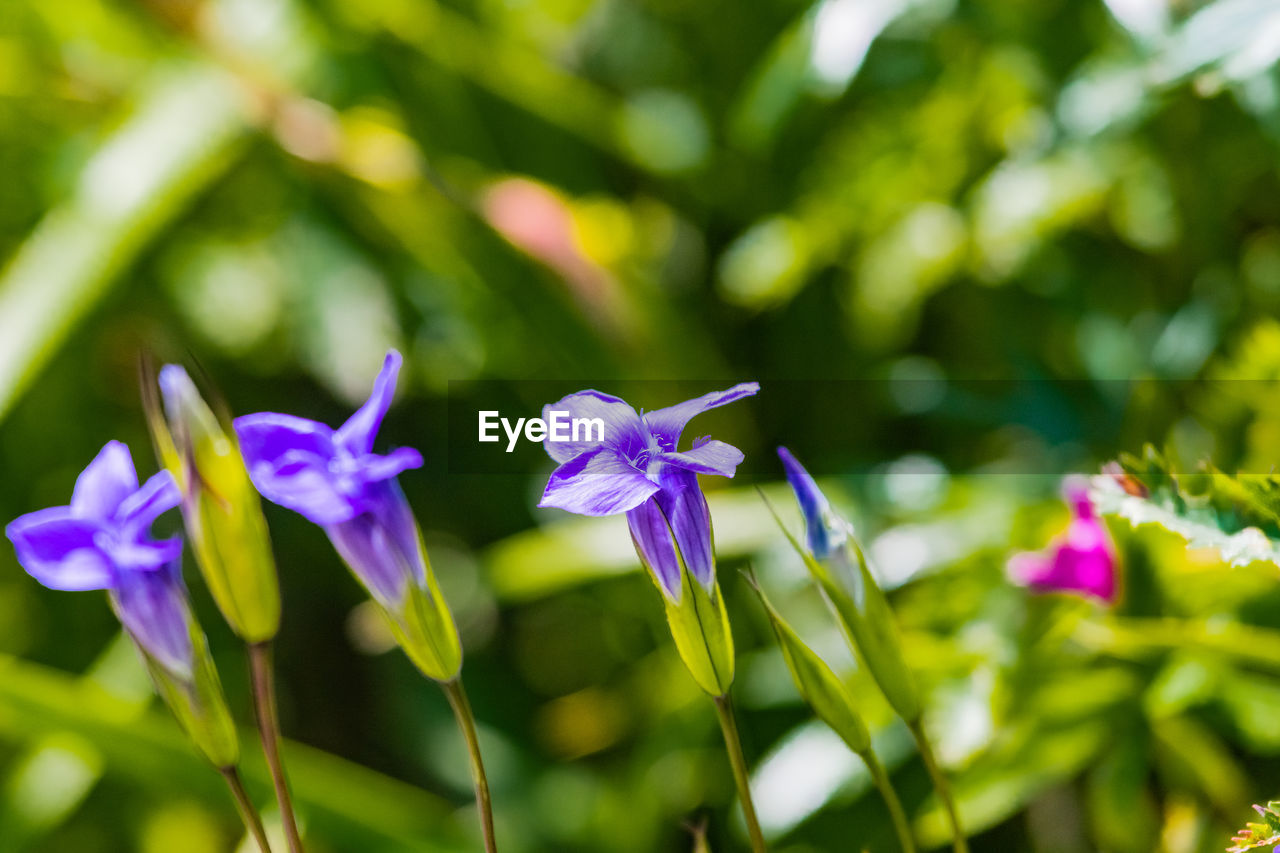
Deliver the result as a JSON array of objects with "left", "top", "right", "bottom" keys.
[{"left": 1008, "top": 480, "right": 1117, "bottom": 603}]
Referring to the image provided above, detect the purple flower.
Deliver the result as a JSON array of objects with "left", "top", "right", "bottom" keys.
[
  {"left": 774, "top": 448, "right": 924, "bottom": 722},
  {"left": 1008, "top": 480, "right": 1117, "bottom": 603},
  {"left": 5, "top": 442, "right": 193, "bottom": 675},
  {"left": 777, "top": 446, "right": 856, "bottom": 562},
  {"left": 234, "top": 350, "right": 425, "bottom": 608},
  {"left": 538, "top": 383, "right": 759, "bottom": 599}
]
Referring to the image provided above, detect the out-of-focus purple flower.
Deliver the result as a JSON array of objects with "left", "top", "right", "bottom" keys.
[
  {"left": 5, "top": 441, "right": 192, "bottom": 675},
  {"left": 538, "top": 383, "right": 759, "bottom": 599},
  {"left": 1008, "top": 480, "right": 1117, "bottom": 603},
  {"left": 236, "top": 350, "right": 462, "bottom": 681},
  {"left": 234, "top": 350, "right": 425, "bottom": 608}
]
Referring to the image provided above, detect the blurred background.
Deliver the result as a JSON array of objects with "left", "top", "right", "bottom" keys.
[{"left": 3, "top": 0, "right": 1280, "bottom": 850}]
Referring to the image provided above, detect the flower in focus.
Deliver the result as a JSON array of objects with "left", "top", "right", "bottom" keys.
[
  {"left": 235, "top": 349, "right": 461, "bottom": 681},
  {"left": 5, "top": 442, "right": 239, "bottom": 766},
  {"left": 538, "top": 383, "right": 759, "bottom": 601},
  {"left": 1008, "top": 479, "right": 1117, "bottom": 603},
  {"left": 6, "top": 441, "right": 190, "bottom": 673}
]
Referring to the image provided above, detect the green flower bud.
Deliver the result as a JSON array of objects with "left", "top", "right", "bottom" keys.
[
  {"left": 109, "top": 573, "right": 240, "bottom": 768},
  {"left": 376, "top": 536, "right": 463, "bottom": 683},
  {"left": 824, "top": 540, "right": 920, "bottom": 722},
  {"left": 763, "top": 489, "right": 920, "bottom": 722},
  {"left": 662, "top": 565, "right": 735, "bottom": 697},
  {"left": 746, "top": 574, "right": 870, "bottom": 755},
  {"left": 145, "top": 364, "right": 281, "bottom": 643},
  {"left": 127, "top": 600, "right": 240, "bottom": 769}
]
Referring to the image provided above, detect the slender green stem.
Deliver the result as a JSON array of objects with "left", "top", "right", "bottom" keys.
[
  {"left": 248, "top": 641, "right": 305, "bottom": 853},
  {"left": 863, "top": 751, "right": 916, "bottom": 853},
  {"left": 712, "top": 695, "right": 767, "bottom": 853},
  {"left": 219, "top": 766, "right": 273, "bottom": 853},
  {"left": 909, "top": 720, "right": 967, "bottom": 853},
  {"left": 441, "top": 678, "right": 498, "bottom": 853}
]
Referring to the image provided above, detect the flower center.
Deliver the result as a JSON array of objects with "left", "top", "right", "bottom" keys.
[
  {"left": 93, "top": 527, "right": 119, "bottom": 554},
  {"left": 327, "top": 452, "right": 368, "bottom": 496}
]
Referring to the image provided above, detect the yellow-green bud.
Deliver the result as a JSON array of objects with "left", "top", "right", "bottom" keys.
[
  {"left": 146, "top": 364, "right": 281, "bottom": 643},
  {"left": 663, "top": 567, "right": 735, "bottom": 697},
  {"left": 375, "top": 537, "right": 463, "bottom": 683},
  {"left": 762, "top": 490, "right": 920, "bottom": 722},
  {"left": 142, "top": 617, "right": 240, "bottom": 769},
  {"left": 746, "top": 574, "right": 871, "bottom": 755}
]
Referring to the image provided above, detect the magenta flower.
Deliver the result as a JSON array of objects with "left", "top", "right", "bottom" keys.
[
  {"left": 537, "top": 383, "right": 759, "bottom": 599},
  {"left": 1008, "top": 480, "right": 1117, "bottom": 603},
  {"left": 5, "top": 441, "right": 192, "bottom": 675},
  {"left": 233, "top": 350, "right": 425, "bottom": 609}
]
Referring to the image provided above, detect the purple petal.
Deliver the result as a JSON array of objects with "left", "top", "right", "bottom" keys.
[
  {"left": 357, "top": 447, "right": 424, "bottom": 483},
  {"left": 654, "top": 470, "right": 714, "bottom": 588},
  {"left": 541, "top": 390, "right": 647, "bottom": 464},
  {"left": 112, "top": 535, "right": 184, "bottom": 573},
  {"left": 335, "top": 350, "right": 403, "bottom": 457},
  {"left": 109, "top": 560, "right": 194, "bottom": 678},
  {"left": 539, "top": 446, "right": 660, "bottom": 516},
  {"left": 6, "top": 508, "right": 114, "bottom": 591},
  {"left": 235, "top": 413, "right": 355, "bottom": 524},
  {"left": 235, "top": 412, "right": 337, "bottom": 466},
  {"left": 367, "top": 480, "right": 426, "bottom": 588},
  {"left": 325, "top": 481, "right": 424, "bottom": 607},
  {"left": 661, "top": 439, "right": 745, "bottom": 479},
  {"left": 118, "top": 471, "right": 181, "bottom": 531},
  {"left": 642, "top": 382, "right": 759, "bottom": 451},
  {"left": 260, "top": 458, "right": 357, "bottom": 525},
  {"left": 777, "top": 447, "right": 844, "bottom": 560},
  {"left": 626, "top": 498, "right": 682, "bottom": 600},
  {"left": 71, "top": 441, "right": 139, "bottom": 522}
]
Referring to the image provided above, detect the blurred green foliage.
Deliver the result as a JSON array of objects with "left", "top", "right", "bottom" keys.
[{"left": 5, "top": 0, "right": 1280, "bottom": 850}]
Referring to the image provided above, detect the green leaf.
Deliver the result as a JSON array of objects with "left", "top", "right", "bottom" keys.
[
  {"left": 758, "top": 491, "right": 921, "bottom": 722},
  {"left": 0, "top": 734, "right": 104, "bottom": 850},
  {"left": 1153, "top": 715, "right": 1247, "bottom": 820},
  {"left": 0, "top": 64, "right": 251, "bottom": 421},
  {"left": 1085, "top": 732, "right": 1158, "bottom": 853},
  {"left": 1090, "top": 444, "right": 1280, "bottom": 567},
  {"left": 745, "top": 573, "right": 872, "bottom": 755},
  {"left": 914, "top": 716, "right": 1111, "bottom": 847},
  {"left": 1076, "top": 617, "right": 1280, "bottom": 673},
  {"left": 0, "top": 654, "right": 462, "bottom": 851}
]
